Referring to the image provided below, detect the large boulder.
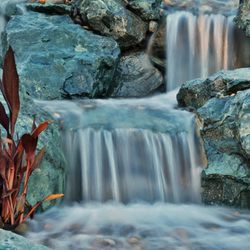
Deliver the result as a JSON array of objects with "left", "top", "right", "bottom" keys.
[
  {"left": 0, "top": 229, "right": 49, "bottom": 250},
  {"left": 126, "top": 0, "right": 162, "bottom": 21},
  {"left": 112, "top": 52, "right": 163, "bottom": 97},
  {"left": 75, "top": 0, "right": 147, "bottom": 48},
  {"left": 177, "top": 69, "right": 250, "bottom": 109},
  {"left": 235, "top": 0, "right": 250, "bottom": 36},
  {"left": 177, "top": 68, "right": 250, "bottom": 208},
  {"left": 5, "top": 12, "right": 120, "bottom": 99}
]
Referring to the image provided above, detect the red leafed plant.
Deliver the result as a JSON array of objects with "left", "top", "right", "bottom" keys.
[{"left": 0, "top": 47, "right": 64, "bottom": 229}]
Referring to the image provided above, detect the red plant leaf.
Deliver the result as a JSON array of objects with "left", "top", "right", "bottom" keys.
[
  {"left": 0, "top": 101, "right": 9, "bottom": 134},
  {"left": 22, "top": 194, "right": 64, "bottom": 223},
  {"left": 44, "top": 193, "right": 64, "bottom": 201},
  {"left": 21, "top": 134, "right": 37, "bottom": 161},
  {"left": 0, "top": 155, "right": 7, "bottom": 181},
  {"left": 1, "top": 47, "right": 20, "bottom": 136},
  {"left": 32, "top": 121, "right": 50, "bottom": 138}
]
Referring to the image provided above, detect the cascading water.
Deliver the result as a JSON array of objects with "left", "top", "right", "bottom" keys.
[
  {"left": 65, "top": 127, "right": 199, "bottom": 203},
  {"left": 166, "top": 0, "right": 250, "bottom": 90},
  {"left": 39, "top": 92, "right": 203, "bottom": 204},
  {"left": 8, "top": 0, "right": 250, "bottom": 249}
]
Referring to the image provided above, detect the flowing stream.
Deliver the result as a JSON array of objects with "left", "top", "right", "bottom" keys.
[
  {"left": 5, "top": 0, "right": 248, "bottom": 249},
  {"left": 166, "top": 0, "right": 250, "bottom": 90}
]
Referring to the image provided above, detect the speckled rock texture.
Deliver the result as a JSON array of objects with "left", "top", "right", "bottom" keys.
[
  {"left": 126, "top": 0, "right": 162, "bottom": 21},
  {"left": 178, "top": 68, "right": 250, "bottom": 208},
  {"left": 112, "top": 52, "right": 163, "bottom": 97},
  {"left": 5, "top": 13, "right": 120, "bottom": 99},
  {"left": 76, "top": 0, "right": 148, "bottom": 48},
  {"left": 0, "top": 229, "right": 49, "bottom": 250},
  {"left": 235, "top": 0, "right": 250, "bottom": 36}
]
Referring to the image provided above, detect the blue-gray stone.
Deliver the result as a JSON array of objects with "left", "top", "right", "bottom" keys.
[
  {"left": 77, "top": 0, "right": 147, "bottom": 48},
  {"left": 235, "top": 0, "right": 250, "bottom": 36},
  {"left": 0, "top": 229, "right": 50, "bottom": 250},
  {"left": 112, "top": 52, "right": 163, "bottom": 97},
  {"left": 126, "top": 0, "right": 162, "bottom": 21},
  {"left": 5, "top": 12, "right": 120, "bottom": 99},
  {"left": 177, "top": 68, "right": 250, "bottom": 208}
]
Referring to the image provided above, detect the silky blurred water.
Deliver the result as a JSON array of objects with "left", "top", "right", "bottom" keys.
[
  {"left": 166, "top": 1, "right": 250, "bottom": 90},
  {"left": 36, "top": 90, "right": 204, "bottom": 204},
  {"left": 26, "top": 203, "right": 250, "bottom": 250}
]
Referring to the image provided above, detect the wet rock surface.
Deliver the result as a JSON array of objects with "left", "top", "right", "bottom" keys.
[
  {"left": 177, "top": 68, "right": 250, "bottom": 109},
  {"left": 235, "top": 0, "right": 250, "bottom": 36},
  {"left": 178, "top": 68, "right": 250, "bottom": 208},
  {"left": 112, "top": 52, "right": 163, "bottom": 97},
  {"left": 5, "top": 12, "right": 120, "bottom": 99},
  {"left": 76, "top": 0, "right": 148, "bottom": 48},
  {"left": 126, "top": 0, "right": 162, "bottom": 21},
  {"left": 0, "top": 229, "right": 49, "bottom": 250}
]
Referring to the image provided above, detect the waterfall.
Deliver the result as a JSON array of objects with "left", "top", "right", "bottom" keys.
[
  {"left": 34, "top": 1, "right": 247, "bottom": 206},
  {"left": 64, "top": 127, "right": 202, "bottom": 203},
  {"left": 37, "top": 92, "right": 204, "bottom": 204},
  {"left": 166, "top": 4, "right": 250, "bottom": 90}
]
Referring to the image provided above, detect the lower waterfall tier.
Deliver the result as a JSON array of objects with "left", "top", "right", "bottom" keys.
[{"left": 37, "top": 92, "right": 205, "bottom": 204}]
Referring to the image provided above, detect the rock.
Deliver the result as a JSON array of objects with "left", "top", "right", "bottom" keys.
[
  {"left": 235, "top": 0, "right": 250, "bottom": 36},
  {"left": 112, "top": 52, "right": 163, "bottom": 97},
  {"left": 0, "top": 229, "right": 49, "bottom": 250},
  {"left": 126, "top": 0, "right": 162, "bottom": 21},
  {"left": 199, "top": 90, "right": 250, "bottom": 208},
  {"left": 14, "top": 223, "right": 29, "bottom": 235},
  {"left": 148, "top": 17, "right": 166, "bottom": 72},
  {"left": 76, "top": 0, "right": 147, "bottom": 48},
  {"left": 91, "top": 237, "right": 119, "bottom": 248},
  {"left": 26, "top": 2, "right": 72, "bottom": 15},
  {"left": 201, "top": 174, "right": 250, "bottom": 208},
  {"left": 177, "top": 68, "right": 250, "bottom": 109},
  {"left": 0, "top": 0, "right": 26, "bottom": 18},
  {"left": 5, "top": 12, "right": 120, "bottom": 99},
  {"left": 149, "top": 21, "right": 158, "bottom": 33},
  {"left": 177, "top": 68, "right": 250, "bottom": 208},
  {"left": 127, "top": 236, "right": 141, "bottom": 245}
]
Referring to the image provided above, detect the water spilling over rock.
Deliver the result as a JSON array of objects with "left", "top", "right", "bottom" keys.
[
  {"left": 64, "top": 127, "right": 202, "bottom": 203},
  {"left": 37, "top": 91, "right": 204, "bottom": 204},
  {"left": 166, "top": 1, "right": 250, "bottom": 90}
]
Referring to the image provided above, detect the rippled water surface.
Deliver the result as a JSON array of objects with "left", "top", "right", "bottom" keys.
[{"left": 26, "top": 203, "right": 250, "bottom": 250}]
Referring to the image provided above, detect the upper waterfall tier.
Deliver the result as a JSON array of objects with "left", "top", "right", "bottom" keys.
[
  {"left": 163, "top": 0, "right": 239, "bottom": 14},
  {"left": 166, "top": 10, "right": 250, "bottom": 90}
]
